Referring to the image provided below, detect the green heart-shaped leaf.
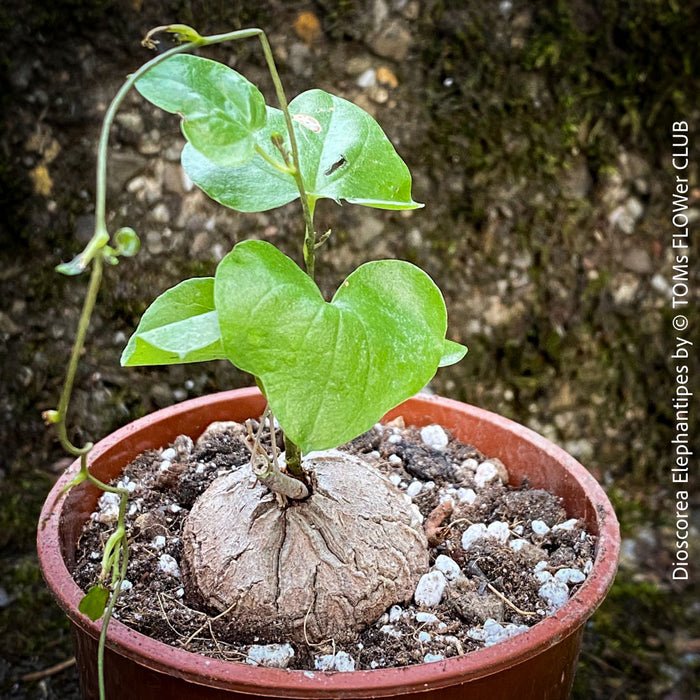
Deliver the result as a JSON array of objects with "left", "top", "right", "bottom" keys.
[
  {"left": 182, "top": 89, "right": 422, "bottom": 212},
  {"left": 181, "top": 108, "right": 299, "bottom": 212},
  {"left": 135, "top": 54, "right": 267, "bottom": 167},
  {"left": 215, "top": 240, "right": 456, "bottom": 452},
  {"left": 121, "top": 278, "right": 225, "bottom": 366},
  {"left": 79, "top": 585, "right": 109, "bottom": 622},
  {"left": 289, "top": 89, "right": 422, "bottom": 208}
]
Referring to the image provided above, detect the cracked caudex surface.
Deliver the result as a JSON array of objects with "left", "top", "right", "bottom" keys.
[{"left": 182, "top": 450, "right": 428, "bottom": 643}]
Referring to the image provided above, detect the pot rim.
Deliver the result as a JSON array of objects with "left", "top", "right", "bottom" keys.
[{"left": 38, "top": 388, "right": 619, "bottom": 698}]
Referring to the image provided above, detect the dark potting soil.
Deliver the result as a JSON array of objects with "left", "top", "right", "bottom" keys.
[{"left": 72, "top": 416, "right": 596, "bottom": 672}]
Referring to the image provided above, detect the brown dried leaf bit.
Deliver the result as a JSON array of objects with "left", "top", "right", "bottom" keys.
[{"left": 424, "top": 500, "right": 453, "bottom": 547}]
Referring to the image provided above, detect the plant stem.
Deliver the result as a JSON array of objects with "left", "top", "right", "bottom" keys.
[
  {"left": 302, "top": 197, "right": 318, "bottom": 278},
  {"left": 57, "top": 36, "right": 215, "bottom": 455},
  {"left": 95, "top": 41, "right": 204, "bottom": 237},
  {"left": 284, "top": 437, "right": 304, "bottom": 478},
  {"left": 251, "top": 29, "right": 314, "bottom": 463},
  {"left": 254, "top": 143, "right": 294, "bottom": 174},
  {"left": 245, "top": 411, "right": 308, "bottom": 498},
  {"left": 95, "top": 485, "right": 129, "bottom": 700},
  {"left": 174, "top": 26, "right": 316, "bottom": 458},
  {"left": 97, "top": 515, "right": 129, "bottom": 700},
  {"left": 253, "top": 32, "right": 317, "bottom": 280},
  {"left": 252, "top": 457, "right": 309, "bottom": 499},
  {"left": 56, "top": 255, "right": 103, "bottom": 456}
]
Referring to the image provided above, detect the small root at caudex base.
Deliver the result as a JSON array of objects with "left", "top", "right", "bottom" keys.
[{"left": 424, "top": 500, "right": 454, "bottom": 546}]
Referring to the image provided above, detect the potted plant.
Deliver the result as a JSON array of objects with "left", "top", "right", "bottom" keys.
[{"left": 38, "top": 24, "right": 619, "bottom": 700}]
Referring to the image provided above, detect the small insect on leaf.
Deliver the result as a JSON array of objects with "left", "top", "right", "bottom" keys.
[
  {"left": 79, "top": 585, "right": 110, "bottom": 622},
  {"left": 292, "top": 113, "right": 322, "bottom": 133},
  {"left": 324, "top": 155, "right": 347, "bottom": 176}
]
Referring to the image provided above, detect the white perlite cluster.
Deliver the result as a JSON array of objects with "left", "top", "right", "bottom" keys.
[
  {"left": 314, "top": 651, "right": 356, "bottom": 672},
  {"left": 378, "top": 424, "right": 510, "bottom": 511},
  {"left": 374, "top": 604, "right": 450, "bottom": 648},
  {"left": 397, "top": 429, "right": 591, "bottom": 635},
  {"left": 474, "top": 461, "right": 507, "bottom": 488},
  {"left": 182, "top": 451, "right": 428, "bottom": 643},
  {"left": 94, "top": 491, "right": 121, "bottom": 525},
  {"left": 537, "top": 580, "right": 570, "bottom": 613},
  {"left": 157, "top": 553, "right": 181, "bottom": 578},
  {"left": 419, "top": 424, "right": 449, "bottom": 451},
  {"left": 461, "top": 521, "right": 511, "bottom": 549},
  {"left": 246, "top": 643, "right": 295, "bottom": 669},
  {"left": 409, "top": 515, "right": 590, "bottom": 639},
  {"left": 531, "top": 519, "right": 550, "bottom": 536},
  {"left": 467, "top": 618, "right": 530, "bottom": 646},
  {"left": 534, "top": 562, "right": 587, "bottom": 613},
  {"left": 434, "top": 554, "right": 461, "bottom": 581},
  {"left": 414, "top": 570, "right": 447, "bottom": 607}
]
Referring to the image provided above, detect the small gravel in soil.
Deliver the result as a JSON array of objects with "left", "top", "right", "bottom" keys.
[{"left": 73, "top": 417, "right": 596, "bottom": 671}]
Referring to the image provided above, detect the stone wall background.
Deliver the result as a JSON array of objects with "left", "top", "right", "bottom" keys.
[{"left": 1, "top": 1, "right": 698, "bottom": 697}]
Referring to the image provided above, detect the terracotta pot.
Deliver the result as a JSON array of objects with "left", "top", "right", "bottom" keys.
[{"left": 38, "top": 388, "right": 619, "bottom": 699}]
